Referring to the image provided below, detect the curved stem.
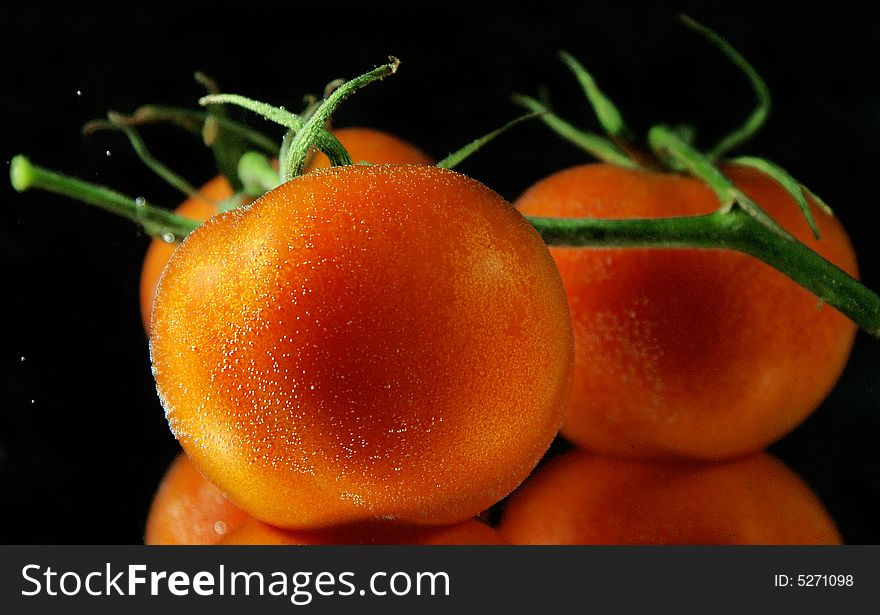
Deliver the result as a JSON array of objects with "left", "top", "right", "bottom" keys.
[
  {"left": 528, "top": 209, "right": 880, "bottom": 337},
  {"left": 680, "top": 16, "right": 771, "bottom": 159},
  {"left": 123, "top": 105, "right": 278, "bottom": 154},
  {"left": 558, "top": 50, "right": 631, "bottom": 140},
  {"left": 199, "top": 94, "right": 352, "bottom": 170},
  {"left": 84, "top": 115, "right": 203, "bottom": 200},
  {"left": 282, "top": 58, "right": 399, "bottom": 180},
  {"left": 512, "top": 94, "right": 640, "bottom": 169},
  {"left": 10, "top": 156, "right": 199, "bottom": 241},
  {"left": 436, "top": 112, "right": 540, "bottom": 170}
]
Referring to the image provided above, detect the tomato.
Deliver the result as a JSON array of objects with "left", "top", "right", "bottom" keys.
[
  {"left": 150, "top": 164, "right": 573, "bottom": 528},
  {"left": 499, "top": 450, "right": 842, "bottom": 544},
  {"left": 139, "top": 129, "right": 434, "bottom": 329},
  {"left": 219, "top": 518, "right": 506, "bottom": 545},
  {"left": 144, "top": 452, "right": 250, "bottom": 545},
  {"left": 306, "top": 127, "right": 433, "bottom": 170},
  {"left": 515, "top": 163, "right": 858, "bottom": 460}
]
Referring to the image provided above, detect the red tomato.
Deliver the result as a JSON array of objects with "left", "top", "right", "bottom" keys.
[
  {"left": 150, "top": 164, "right": 573, "bottom": 529},
  {"left": 144, "top": 452, "right": 249, "bottom": 545},
  {"left": 515, "top": 163, "right": 858, "bottom": 460},
  {"left": 500, "top": 451, "right": 842, "bottom": 544}
]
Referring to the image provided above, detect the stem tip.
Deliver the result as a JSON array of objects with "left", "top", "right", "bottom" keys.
[{"left": 10, "top": 155, "right": 34, "bottom": 192}]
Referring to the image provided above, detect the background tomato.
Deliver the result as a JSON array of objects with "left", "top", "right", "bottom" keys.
[
  {"left": 305, "top": 127, "right": 432, "bottom": 171},
  {"left": 145, "top": 451, "right": 249, "bottom": 545},
  {"left": 516, "top": 163, "right": 858, "bottom": 460},
  {"left": 5, "top": 2, "right": 879, "bottom": 543},
  {"left": 500, "top": 451, "right": 842, "bottom": 544},
  {"left": 150, "top": 165, "right": 573, "bottom": 528},
  {"left": 219, "top": 518, "right": 506, "bottom": 545}
]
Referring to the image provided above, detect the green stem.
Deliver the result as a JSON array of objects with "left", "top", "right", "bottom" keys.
[
  {"left": 436, "top": 112, "right": 540, "bottom": 170},
  {"left": 199, "top": 94, "right": 352, "bottom": 170},
  {"left": 528, "top": 209, "right": 880, "bottom": 337},
  {"left": 679, "top": 16, "right": 771, "bottom": 159},
  {"left": 512, "top": 94, "right": 639, "bottom": 169},
  {"left": 123, "top": 105, "right": 278, "bottom": 154},
  {"left": 237, "top": 151, "right": 280, "bottom": 195},
  {"left": 558, "top": 50, "right": 631, "bottom": 140},
  {"left": 282, "top": 58, "right": 400, "bottom": 180},
  {"left": 10, "top": 156, "right": 199, "bottom": 241},
  {"left": 84, "top": 115, "right": 203, "bottom": 200},
  {"left": 648, "top": 125, "right": 790, "bottom": 238}
]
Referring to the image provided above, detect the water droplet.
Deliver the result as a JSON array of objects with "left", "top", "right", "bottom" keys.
[
  {"left": 75, "top": 90, "right": 82, "bottom": 97},
  {"left": 30, "top": 399, "right": 35, "bottom": 404},
  {"left": 20, "top": 356, "right": 26, "bottom": 362},
  {"left": 214, "top": 521, "right": 228, "bottom": 535},
  {"left": 162, "top": 232, "right": 175, "bottom": 243},
  {"left": 135, "top": 197, "right": 146, "bottom": 207},
  {"left": 105, "top": 150, "right": 112, "bottom": 157}
]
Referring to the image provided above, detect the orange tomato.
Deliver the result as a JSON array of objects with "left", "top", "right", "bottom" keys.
[
  {"left": 150, "top": 164, "right": 573, "bottom": 528},
  {"left": 499, "top": 451, "right": 842, "bottom": 545},
  {"left": 144, "top": 452, "right": 249, "bottom": 545},
  {"left": 139, "top": 129, "right": 434, "bottom": 329},
  {"left": 515, "top": 163, "right": 858, "bottom": 460},
  {"left": 219, "top": 518, "right": 506, "bottom": 545}
]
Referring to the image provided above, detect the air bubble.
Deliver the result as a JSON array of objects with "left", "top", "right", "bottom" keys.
[
  {"left": 135, "top": 197, "right": 146, "bottom": 207},
  {"left": 162, "top": 233, "right": 176, "bottom": 243}
]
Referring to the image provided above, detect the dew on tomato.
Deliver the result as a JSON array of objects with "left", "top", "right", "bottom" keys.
[
  {"left": 139, "top": 129, "right": 434, "bottom": 330},
  {"left": 150, "top": 164, "right": 573, "bottom": 529}
]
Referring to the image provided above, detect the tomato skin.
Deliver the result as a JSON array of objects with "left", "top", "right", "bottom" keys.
[
  {"left": 140, "top": 176, "right": 233, "bottom": 329},
  {"left": 306, "top": 127, "right": 433, "bottom": 170},
  {"left": 144, "top": 452, "right": 250, "bottom": 545},
  {"left": 219, "top": 518, "right": 506, "bottom": 545},
  {"left": 150, "top": 164, "right": 573, "bottom": 529},
  {"left": 139, "top": 129, "right": 434, "bottom": 329},
  {"left": 515, "top": 163, "right": 858, "bottom": 460},
  {"left": 500, "top": 451, "right": 842, "bottom": 545}
]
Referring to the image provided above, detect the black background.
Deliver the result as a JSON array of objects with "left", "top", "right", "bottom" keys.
[{"left": 1, "top": 1, "right": 878, "bottom": 543}]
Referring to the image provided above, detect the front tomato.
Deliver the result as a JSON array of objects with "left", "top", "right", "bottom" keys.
[{"left": 150, "top": 164, "right": 573, "bottom": 528}]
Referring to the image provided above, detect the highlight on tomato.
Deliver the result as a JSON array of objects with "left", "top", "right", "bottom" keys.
[
  {"left": 499, "top": 451, "right": 842, "bottom": 545},
  {"left": 150, "top": 163, "right": 574, "bottom": 529}
]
